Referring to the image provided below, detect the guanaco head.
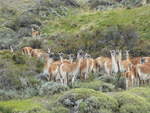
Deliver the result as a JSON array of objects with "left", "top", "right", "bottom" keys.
[
  {"left": 68, "top": 54, "right": 74, "bottom": 59},
  {"left": 58, "top": 52, "right": 64, "bottom": 62},
  {"left": 115, "top": 49, "right": 122, "bottom": 61},
  {"left": 68, "top": 54, "right": 75, "bottom": 62},
  {"left": 84, "top": 53, "right": 91, "bottom": 59},
  {"left": 77, "top": 49, "right": 84, "bottom": 59},
  {"left": 125, "top": 50, "right": 130, "bottom": 60},
  {"left": 110, "top": 50, "right": 116, "bottom": 57},
  {"left": 49, "top": 52, "right": 55, "bottom": 58},
  {"left": 58, "top": 52, "right": 64, "bottom": 57}
]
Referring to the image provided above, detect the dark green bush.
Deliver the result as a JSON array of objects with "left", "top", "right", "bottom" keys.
[
  {"left": 17, "top": 27, "right": 31, "bottom": 38},
  {"left": 98, "top": 76, "right": 116, "bottom": 84},
  {"left": 49, "top": 105, "right": 69, "bottom": 113},
  {"left": 73, "top": 80, "right": 115, "bottom": 92},
  {"left": 114, "top": 92, "right": 150, "bottom": 113},
  {"left": 12, "top": 53, "right": 26, "bottom": 64},
  {"left": 0, "top": 106, "right": 13, "bottom": 113},
  {"left": 39, "top": 82, "right": 69, "bottom": 96},
  {"left": 16, "top": 14, "right": 41, "bottom": 28},
  {"left": 0, "top": 27, "right": 17, "bottom": 49},
  {"left": 100, "top": 25, "right": 139, "bottom": 50},
  {"left": 59, "top": 88, "right": 118, "bottom": 113},
  {"left": 0, "top": 51, "right": 42, "bottom": 99},
  {"left": 0, "top": 90, "right": 19, "bottom": 101},
  {"left": 127, "top": 87, "right": 150, "bottom": 102},
  {"left": 88, "top": 0, "right": 121, "bottom": 10},
  {"left": 29, "top": 39, "right": 42, "bottom": 49}
]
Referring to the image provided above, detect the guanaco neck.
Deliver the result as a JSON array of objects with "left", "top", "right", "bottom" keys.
[
  {"left": 126, "top": 51, "right": 130, "bottom": 62},
  {"left": 43, "top": 56, "right": 54, "bottom": 72},
  {"left": 111, "top": 52, "right": 118, "bottom": 73},
  {"left": 69, "top": 56, "right": 73, "bottom": 63},
  {"left": 60, "top": 56, "right": 63, "bottom": 63}
]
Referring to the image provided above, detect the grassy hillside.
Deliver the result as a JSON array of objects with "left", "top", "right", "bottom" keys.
[
  {"left": 39, "top": 5, "right": 150, "bottom": 57},
  {"left": 43, "top": 5, "right": 150, "bottom": 39},
  {"left": 0, "top": 1, "right": 150, "bottom": 113}
]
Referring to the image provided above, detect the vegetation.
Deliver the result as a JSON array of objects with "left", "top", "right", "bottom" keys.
[
  {"left": 114, "top": 92, "right": 150, "bottom": 113},
  {"left": 0, "top": 0, "right": 150, "bottom": 113},
  {"left": 0, "top": 87, "right": 150, "bottom": 113}
]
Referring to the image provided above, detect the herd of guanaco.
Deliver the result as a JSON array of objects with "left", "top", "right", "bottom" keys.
[{"left": 21, "top": 46, "right": 150, "bottom": 89}]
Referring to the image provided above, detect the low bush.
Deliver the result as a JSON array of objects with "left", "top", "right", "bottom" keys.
[
  {"left": 59, "top": 88, "right": 118, "bottom": 113},
  {"left": 73, "top": 80, "right": 103, "bottom": 90},
  {"left": 0, "top": 98, "right": 45, "bottom": 113},
  {"left": 127, "top": 87, "right": 150, "bottom": 102},
  {"left": 98, "top": 75, "right": 116, "bottom": 84},
  {"left": 49, "top": 105, "right": 69, "bottom": 113},
  {"left": 12, "top": 52, "right": 26, "bottom": 64},
  {"left": 0, "top": 27, "right": 17, "bottom": 49},
  {"left": 29, "top": 39, "right": 42, "bottom": 49},
  {"left": 0, "top": 51, "right": 43, "bottom": 100},
  {"left": 0, "top": 106, "right": 13, "bottom": 113},
  {"left": 39, "top": 82, "right": 69, "bottom": 96},
  {"left": 114, "top": 92, "right": 150, "bottom": 113},
  {"left": 73, "top": 80, "right": 115, "bottom": 92},
  {"left": 0, "top": 90, "right": 19, "bottom": 101}
]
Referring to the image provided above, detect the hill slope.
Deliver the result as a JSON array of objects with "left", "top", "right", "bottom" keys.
[{"left": 43, "top": 6, "right": 150, "bottom": 39}]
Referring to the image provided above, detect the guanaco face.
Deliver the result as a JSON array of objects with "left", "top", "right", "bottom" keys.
[{"left": 68, "top": 54, "right": 75, "bottom": 63}]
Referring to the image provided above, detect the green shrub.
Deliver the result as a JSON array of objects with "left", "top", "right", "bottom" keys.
[
  {"left": 73, "top": 80, "right": 115, "bottom": 92},
  {"left": 127, "top": 87, "right": 150, "bottom": 102},
  {"left": 114, "top": 92, "right": 150, "bottom": 113},
  {"left": 29, "top": 39, "right": 42, "bottom": 49},
  {"left": 88, "top": 0, "right": 121, "bottom": 10},
  {"left": 0, "top": 27, "right": 17, "bottom": 49},
  {"left": 59, "top": 88, "right": 118, "bottom": 113},
  {"left": 0, "top": 106, "right": 13, "bottom": 113},
  {"left": 39, "top": 82, "right": 69, "bottom": 96},
  {"left": 98, "top": 76, "right": 116, "bottom": 84},
  {"left": 0, "top": 90, "right": 19, "bottom": 101},
  {"left": 73, "top": 80, "right": 103, "bottom": 90},
  {"left": 0, "top": 98, "right": 45, "bottom": 113},
  {"left": 12, "top": 53, "right": 26, "bottom": 64},
  {"left": 0, "top": 51, "right": 42, "bottom": 99},
  {"left": 49, "top": 105, "right": 69, "bottom": 113}
]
